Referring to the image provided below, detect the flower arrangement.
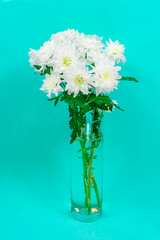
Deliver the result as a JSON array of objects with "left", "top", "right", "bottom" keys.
[{"left": 29, "top": 29, "right": 137, "bottom": 220}]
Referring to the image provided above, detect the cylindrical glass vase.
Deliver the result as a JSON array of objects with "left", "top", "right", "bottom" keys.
[{"left": 70, "top": 119, "right": 103, "bottom": 222}]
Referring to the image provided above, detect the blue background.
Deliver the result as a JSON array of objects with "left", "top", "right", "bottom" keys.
[{"left": 0, "top": 0, "right": 160, "bottom": 239}]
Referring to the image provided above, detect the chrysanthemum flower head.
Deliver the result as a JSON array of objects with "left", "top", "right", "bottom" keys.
[
  {"left": 92, "top": 56, "right": 121, "bottom": 96},
  {"left": 29, "top": 40, "right": 55, "bottom": 72},
  {"left": 40, "top": 71, "right": 63, "bottom": 98},
  {"left": 64, "top": 64, "right": 93, "bottom": 97},
  {"left": 106, "top": 39, "right": 126, "bottom": 64},
  {"left": 51, "top": 43, "right": 81, "bottom": 73}
]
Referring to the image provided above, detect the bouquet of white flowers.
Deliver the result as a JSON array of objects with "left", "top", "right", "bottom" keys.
[{"left": 29, "top": 29, "right": 137, "bottom": 221}]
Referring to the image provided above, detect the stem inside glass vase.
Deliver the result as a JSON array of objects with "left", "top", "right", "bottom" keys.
[
  {"left": 79, "top": 108, "right": 102, "bottom": 215},
  {"left": 71, "top": 107, "right": 103, "bottom": 222}
]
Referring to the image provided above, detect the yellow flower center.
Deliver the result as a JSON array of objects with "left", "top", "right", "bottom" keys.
[
  {"left": 99, "top": 72, "right": 110, "bottom": 81},
  {"left": 63, "top": 57, "right": 72, "bottom": 67},
  {"left": 74, "top": 75, "right": 85, "bottom": 85},
  {"left": 47, "top": 76, "right": 57, "bottom": 87},
  {"left": 48, "top": 79, "right": 53, "bottom": 87},
  {"left": 102, "top": 73, "right": 109, "bottom": 80},
  {"left": 113, "top": 47, "right": 119, "bottom": 55}
]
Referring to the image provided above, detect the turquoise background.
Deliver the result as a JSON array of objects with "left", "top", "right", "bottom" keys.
[{"left": 0, "top": 0, "right": 160, "bottom": 239}]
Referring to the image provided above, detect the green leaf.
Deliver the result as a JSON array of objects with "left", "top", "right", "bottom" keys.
[
  {"left": 120, "top": 76, "right": 138, "bottom": 82},
  {"left": 113, "top": 103, "right": 124, "bottom": 111},
  {"left": 68, "top": 105, "right": 87, "bottom": 144},
  {"left": 48, "top": 94, "right": 62, "bottom": 106},
  {"left": 70, "top": 128, "right": 77, "bottom": 144},
  {"left": 82, "top": 95, "right": 111, "bottom": 107},
  {"left": 33, "top": 65, "right": 41, "bottom": 70},
  {"left": 48, "top": 96, "right": 58, "bottom": 101},
  {"left": 61, "top": 93, "right": 86, "bottom": 107},
  {"left": 33, "top": 65, "right": 54, "bottom": 75},
  {"left": 43, "top": 65, "right": 53, "bottom": 75},
  {"left": 80, "top": 94, "right": 124, "bottom": 112},
  {"left": 81, "top": 104, "right": 91, "bottom": 114},
  {"left": 54, "top": 96, "right": 59, "bottom": 106}
]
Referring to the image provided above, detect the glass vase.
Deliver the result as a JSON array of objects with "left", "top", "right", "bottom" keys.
[{"left": 70, "top": 119, "right": 103, "bottom": 222}]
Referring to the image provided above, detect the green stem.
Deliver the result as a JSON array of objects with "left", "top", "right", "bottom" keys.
[
  {"left": 87, "top": 146, "right": 95, "bottom": 215},
  {"left": 80, "top": 141, "right": 88, "bottom": 208},
  {"left": 87, "top": 107, "right": 96, "bottom": 215},
  {"left": 87, "top": 107, "right": 102, "bottom": 214},
  {"left": 91, "top": 170, "right": 101, "bottom": 208}
]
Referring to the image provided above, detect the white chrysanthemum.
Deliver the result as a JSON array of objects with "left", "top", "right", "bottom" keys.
[
  {"left": 77, "top": 34, "right": 105, "bottom": 62},
  {"left": 106, "top": 39, "right": 126, "bottom": 63},
  {"left": 64, "top": 64, "right": 93, "bottom": 97},
  {"left": 40, "top": 71, "right": 63, "bottom": 98},
  {"left": 92, "top": 57, "right": 121, "bottom": 96},
  {"left": 77, "top": 34, "right": 104, "bottom": 51},
  {"left": 51, "top": 43, "right": 81, "bottom": 73},
  {"left": 29, "top": 41, "right": 55, "bottom": 72},
  {"left": 51, "top": 29, "right": 81, "bottom": 44},
  {"left": 88, "top": 51, "right": 108, "bottom": 66}
]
